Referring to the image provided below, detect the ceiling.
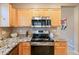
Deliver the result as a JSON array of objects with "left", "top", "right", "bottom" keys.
[{"left": 12, "top": 3, "right": 79, "bottom": 8}]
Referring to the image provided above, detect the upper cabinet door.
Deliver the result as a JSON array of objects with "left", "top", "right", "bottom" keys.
[
  {"left": 32, "top": 9, "right": 49, "bottom": 16},
  {"left": 17, "top": 9, "right": 32, "bottom": 27},
  {"left": 12, "top": 8, "right": 17, "bottom": 27},
  {"left": 17, "top": 9, "right": 26, "bottom": 27},
  {"left": 50, "top": 8, "right": 61, "bottom": 27},
  {"left": 0, "top": 4, "right": 10, "bottom": 27},
  {"left": 9, "top": 4, "right": 17, "bottom": 27}
]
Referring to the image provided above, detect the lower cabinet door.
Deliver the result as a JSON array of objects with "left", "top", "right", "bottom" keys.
[
  {"left": 54, "top": 41, "right": 67, "bottom": 55},
  {"left": 19, "top": 42, "right": 31, "bottom": 55},
  {"left": 22, "top": 46, "right": 31, "bottom": 55},
  {"left": 55, "top": 47, "right": 67, "bottom": 55}
]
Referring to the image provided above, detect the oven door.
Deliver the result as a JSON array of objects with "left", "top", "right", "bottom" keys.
[{"left": 31, "top": 46, "right": 54, "bottom": 55}]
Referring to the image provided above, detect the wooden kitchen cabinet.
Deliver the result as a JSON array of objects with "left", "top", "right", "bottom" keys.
[
  {"left": 17, "top": 9, "right": 32, "bottom": 27},
  {"left": 32, "top": 9, "right": 49, "bottom": 16},
  {"left": 17, "top": 8, "right": 49, "bottom": 27},
  {"left": 7, "top": 42, "right": 31, "bottom": 55},
  {"left": 9, "top": 4, "right": 18, "bottom": 27},
  {"left": 0, "top": 4, "right": 61, "bottom": 27},
  {"left": 17, "top": 8, "right": 61, "bottom": 27},
  {"left": 32, "top": 8, "right": 61, "bottom": 27},
  {"left": 50, "top": 8, "right": 61, "bottom": 27},
  {"left": 54, "top": 41, "right": 67, "bottom": 55},
  {"left": 7, "top": 44, "right": 19, "bottom": 55},
  {"left": 0, "top": 4, "right": 17, "bottom": 27},
  {"left": 19, "top": 42, "right": 31, "bottom": 55}
]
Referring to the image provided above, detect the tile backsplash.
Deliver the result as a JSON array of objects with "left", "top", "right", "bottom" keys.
[
  {"left": 0, "top": 27, "right": 59, "bottom": 38},
  {"left": 12, "top": 27, "right": 30, "bottom": 34}
]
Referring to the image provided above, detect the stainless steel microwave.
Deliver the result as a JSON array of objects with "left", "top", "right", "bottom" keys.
[{"left": 32, "top": 16, "right": 51, "bottom": 27}]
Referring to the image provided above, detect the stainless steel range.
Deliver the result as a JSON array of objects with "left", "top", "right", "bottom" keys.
[
  {"left": 31, "top": 30, "right": 51, "bottom": 42},
  {"left": 31, "top": 16, "right": 54, "bottom": 55}
]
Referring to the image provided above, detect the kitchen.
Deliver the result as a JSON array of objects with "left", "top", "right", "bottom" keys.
[{"left": 0, "top": 3, "right": 79, "bottom": 55}]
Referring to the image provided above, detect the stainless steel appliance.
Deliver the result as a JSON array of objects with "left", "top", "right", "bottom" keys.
[
  {"left": 31, "top": 41, "right": 54, "bottom": 55},
  {"left": 31, "top": 30, "right": 50, "bottom": 42},
  {"left": 31, "top": 46, "right": 54, "bottom": 55},
  {"left": 32, "top": 16, "right": 51, "bottom": 27},
  {"left": 32, "top": 16, "right": 51, "bottom": 41},
  {"left": 31, "top": 29, "right": 54, "bottom": 42},
  {"left": 31, "top": 16, "right": 53, "bottom": 42},
  {"left": 31, "top": 16, "right": 54, "bottom": 55}
]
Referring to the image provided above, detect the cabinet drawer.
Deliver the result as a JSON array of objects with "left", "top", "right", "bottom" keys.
[
  {"left": 55, "top": 41, "right": 67, "bottom": 47},
  {"left": 23, "top": 46, "right": 31, "bottom": 50},
  {"left": 20, "top": 42, "right": 30, "bottom": 46}
]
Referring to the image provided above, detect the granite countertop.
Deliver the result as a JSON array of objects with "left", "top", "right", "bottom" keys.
[
  {"left": 0, "top": 36, "right": 67, "bottom": 55},
  {"left": 0, "top": 37, "right": 31, "bottom": 55},
  {"left": 53, "top": 37, "right": 67, "bottom": 41}
]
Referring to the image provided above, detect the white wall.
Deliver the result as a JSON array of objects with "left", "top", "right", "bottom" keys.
[
  {"left": 74, "top": 6, "right": 79, "bottom": 54},
  {"left": 61, "top": 7, "right": 75, "bottom": 54},
  {"left": 0, "top": 4, "right": 1, "bottom": 25}
]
